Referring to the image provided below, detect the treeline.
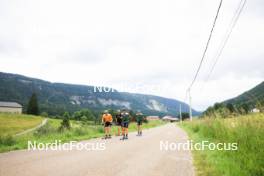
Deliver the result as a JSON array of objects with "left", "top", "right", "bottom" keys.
[
  {"left": 41, "top": 109, "right": 100, "bottom": 124},
  {"left": 46, "top": 108, "right": 148, "bottom": 131},
  {"left": 203, "top": 102, "right": 264, "bottom": 118}
]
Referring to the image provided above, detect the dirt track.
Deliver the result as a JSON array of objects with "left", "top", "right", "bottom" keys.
[
  {"left": 15, "top": 118, "right": 48, "bottom": 136},
  {"left": 0, "top": 124, "right": 195, "bottom": 176}
]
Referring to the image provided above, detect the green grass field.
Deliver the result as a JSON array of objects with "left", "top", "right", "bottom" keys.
[
  {"left": 180, "top": 113, "right": 264, "bottom": 176},
  {"left": 0, "top": 113, "right": 43, "bottom": 135},
  {"left": 0, "top": 113, "right": 166, "bottom": 153}
]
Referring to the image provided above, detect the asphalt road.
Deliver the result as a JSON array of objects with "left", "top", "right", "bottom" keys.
[{"left": 0, "top": 123, "right": 195, "bottom": 176}]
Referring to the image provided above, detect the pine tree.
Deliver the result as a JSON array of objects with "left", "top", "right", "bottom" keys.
[{"left": 27, "top": 93, "right": 39, "bottom": 115}]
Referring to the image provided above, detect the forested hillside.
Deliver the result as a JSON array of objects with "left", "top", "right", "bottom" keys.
[{"left": 0, "top": 72, "right": 200, "bottom": 116}]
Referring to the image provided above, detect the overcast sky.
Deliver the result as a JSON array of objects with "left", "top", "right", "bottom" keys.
[{"left": 0, "top": 0, "right": 263, "bottom": 111}]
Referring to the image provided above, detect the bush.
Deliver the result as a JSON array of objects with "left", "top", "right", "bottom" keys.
[
  {"left": 181, "top": 112, "right": 190, "bottom": 120},
  {"left": 40, "top": 112, "right": 49, "bottom": 117},
  {"left": 34, "top": 123, "right": 56, "bottom": 137},
  {"left": 0, "top": 135, "right": 16, "bottom": 146},
  {"left": 74, "top": 128, "right": 87, "bottom": 136},
  {"left": 97, "top": 126, "right": 104, "bottom": 133},
  {"left": 73, "top": 109, "right": 95, "bottom": 121},
  {"left": 193, "top": 125, "right": 200, "bottom": 133},
  {"left": 60, "top": 112, "right": 71, "bottom": 130}
]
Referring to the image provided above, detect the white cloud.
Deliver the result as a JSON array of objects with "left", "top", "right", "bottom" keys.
[{"left": 0, "top": 0, "right": 263, "bottom": 111}]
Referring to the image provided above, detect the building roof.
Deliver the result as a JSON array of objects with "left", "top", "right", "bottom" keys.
[
  {"left": 0, "top": 101, "right": 22, "bottom": 108},
  {"left": 162, "top": 116, "right": 179, "bottom": 121},
  {"left": 146, "top": 116, "right": 160, "bottom": 119}
]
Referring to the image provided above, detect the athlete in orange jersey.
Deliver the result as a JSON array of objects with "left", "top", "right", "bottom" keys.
[{"left": 102, "top": 110, "right": 113, "bottom": 139}]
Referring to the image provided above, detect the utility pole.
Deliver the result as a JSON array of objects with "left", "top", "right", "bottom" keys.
[
  {"left": 179, "top": 104, "right": 182, "bottom": 123},
  {"left": 188, "top": 88, "right": 193, "bottom": 121}
]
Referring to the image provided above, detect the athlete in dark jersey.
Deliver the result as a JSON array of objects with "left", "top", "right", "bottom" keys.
[
  {"left": 115, "top": 110, "right": 122, "bottom": 136},
  {"left": 135, "top": 111, "right": 144, "bottom": 136}
]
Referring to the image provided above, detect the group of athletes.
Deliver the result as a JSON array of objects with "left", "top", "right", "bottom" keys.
[{"left": 101, "top": 109, "right": 145, "bottom": 140}]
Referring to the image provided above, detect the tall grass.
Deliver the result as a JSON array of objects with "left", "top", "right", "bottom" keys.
[
  {"left": 181, "top": 113, "right": 264, "bottom": 176},
  {"left": 0, "top": 113, "right": 43, "bottom": 135}
]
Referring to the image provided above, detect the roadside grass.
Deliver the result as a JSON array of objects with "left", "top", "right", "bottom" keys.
[
  {"left": 0, "top": 115, "right": 166, "bottom": 153},
  {"left": 0, "top": 113, "right": 43, "bottom": 135},
  {"left": 180, "top": 113, "right": 264, "bottom": 176}
]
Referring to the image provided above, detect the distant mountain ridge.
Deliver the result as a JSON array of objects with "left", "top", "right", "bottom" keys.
[
  {"left": 225, "top": 81, "right": 264, "bottom": 108},
  {"left": 0, "top": 72, "right": 200, "bottom": 116}
]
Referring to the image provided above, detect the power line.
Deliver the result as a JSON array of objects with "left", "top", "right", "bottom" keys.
[
  {"left": 204, "top": 0, "right": 247, "bottom": 83},
  {"left": 188, "top": 0, "right": 223, "bottom": 90},
  {"left": 186, "top": 0, "right": 223, "bottom": 120},
  {"left": 199, "top": 0, "right": 247, "bottom": 93}
]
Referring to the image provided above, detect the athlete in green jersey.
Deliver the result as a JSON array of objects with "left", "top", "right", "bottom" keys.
[{"left": 120, "top": 110, "right": 130, "bottom": 140}]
